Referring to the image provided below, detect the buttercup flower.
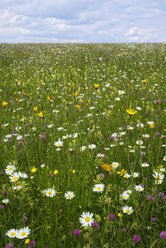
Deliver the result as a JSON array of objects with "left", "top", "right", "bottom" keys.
[
  {"left": 126, "top": 108, "right": 137, "bottom": 116},
  {"left": 102, "top": 163, "right": 112, "bottom": 172},
  {"left": 2, "top": 101, "right": 9, "bottom": 107},
  {"left": 38, "top": 112, "right": 44, "bottom": 118}
]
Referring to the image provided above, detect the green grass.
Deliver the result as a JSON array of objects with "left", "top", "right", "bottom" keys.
[{"left": 0, "top": 43, "right": 166, "bottom": 248}]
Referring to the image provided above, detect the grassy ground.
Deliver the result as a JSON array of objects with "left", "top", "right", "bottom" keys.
[{"left": 0, "top": 43, "right": 166, "bottom": 247}]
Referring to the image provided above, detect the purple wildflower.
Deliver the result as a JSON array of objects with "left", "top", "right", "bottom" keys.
[
  {"left": 160, "top": 231, "right": 166, "bottom": 239},
  {"left": 5, "top": 244, "right": 15, "bottom": 248},
  {"left": 132, "top": 234, "right": 141, "bottom": 243},
  {"left": 39, "top": 132, "right": 45, "bottom": 140},
  {"left": 28, "top": 240, "right": 36, "bottom": 247},
  {"left": 151, "top": 217, "right": 157, "bottom": 222},
  {"left": 109, "top": 213, "right": 115, "bottom": 221},
  {"left": 73, "top": 229, "right": 81, "bottom": 236},
  {"left": 159, "top": 192, "right": 165, "bottom": 202},
  {"left": 91, "top": 221, "right": 99, "bottom": 228},
  {"left": 147, "top": 195, "right": 155, "bottom": 202},
  {"left": 99, "top": 173, "right": 105, "bottom": 179}
]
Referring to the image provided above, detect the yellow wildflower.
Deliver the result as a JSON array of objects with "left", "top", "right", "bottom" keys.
[
  {"left": 102, "top": 163, "right": 112, "bottom": 172},
  {"left": 53, "top": 170, "right": 58, "bottom": 175},
  {"left": 73, "top": 91, "right": 79, "bottom": 97},
  {"left": 142, "top": 79, "right": 148, "bottom": 84},
  {"left": 33, "top": 106, "right": 38, "bottom": 112},
  {"left": 118, "top": 212, "right": 123, "bottom": 217},
  {"left": 75, "top": 104, "right": 80, "bottom": 110},
  {"left": 47, "top": 95, "right": 51, "bottom": 101},
  {"left": 126, "top": 108, "right": 137, "bottom": 116},
  {"left": 38, "top": 111, "right": 44, "bottom": 118},
  {"left": 2, "top": 101, "right": 9, "bottom": 107},
  {"left": 147, "top": 122, "right": 155, "bottom": 129},
  {"left": 117, "top": 169, "right": 127, "bottom": 176},
  {"left": 94, "top": 83, "right": 100, "bottom": 90},
  {"left": 31, "top": 167, "right": 37, "bottom": 173},
  {"left": 25, "top": 239, "right": 30, "bottom": 244}
]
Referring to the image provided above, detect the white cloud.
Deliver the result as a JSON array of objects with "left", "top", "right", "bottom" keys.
[{"left": 0, "top": 0, "right": 166, "bottom": 42}]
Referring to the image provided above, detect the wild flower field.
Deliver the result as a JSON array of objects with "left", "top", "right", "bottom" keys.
[{"left": 0, "top": 44, "right": 166, "bottom": 248}]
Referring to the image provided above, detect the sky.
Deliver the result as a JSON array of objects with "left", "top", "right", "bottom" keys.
[{"left": 0, "top": 0, "right": 166, "bottom": 43}]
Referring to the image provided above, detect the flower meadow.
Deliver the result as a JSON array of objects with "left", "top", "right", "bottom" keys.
[{"left": 0, "top": 43, "right": 166, "bottom": 248}]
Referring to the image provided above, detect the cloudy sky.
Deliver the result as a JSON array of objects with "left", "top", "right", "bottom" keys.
[{"left": 0, "top": 0, "right": 165, "bottom": 43}]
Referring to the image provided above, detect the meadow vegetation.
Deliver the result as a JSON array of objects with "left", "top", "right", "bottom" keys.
[{"left": 0, "top": 43, "right": 166, "bottom": 247}]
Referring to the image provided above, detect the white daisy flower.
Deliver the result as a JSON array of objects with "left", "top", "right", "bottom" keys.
[
  {"left": 16, "top": 227, "right": 31, "bottom": 239},
  {"left": 9, "top": 172, "right": 20, "bottom": 183},
  {"left": 43, "top": 188, "right": 56, "bottom": 197},
  {"left": 136, "top": 140, "right": 143, "bottom": 145},
  {"left": 142, "top": 134, "right": 150, "bottom": 138},
  {"left": 80, "top": 146, "right": 86, "bottom": 151},
  {"left": 136, "top": 123, "right": 144, "bottom": 128},
  {"left": 64, "top": 191, "right": 75, "bottom": 200},
  {"left": 79, "top": 212, "right": 94, "bottom": 227},
  {"left": 122, "top": 206, "right": 134, "bottom": 215},
  {"left": 6, "top": 228, "right": 18, "bottom": 238},
  {"left": 54, "top": 139, "right": 63, "bottom": 147},
  {"left": 153, "top": 172, "right": 164, "bottom": 184},
  {"left": 125, "top": 190, "right": 132, "bottom": 195},
  {"left": 97, "top": 153, "right": 105, "bottom": 158},
  {"left": 88, "top": 144, "right": 96, "bottom": 149},
  {"left": 12, "top": 185, "right": 23, "bottom": 190},
  {"left": 159, "top": 167, "right": 165, "bottom": 173},
  {"left": 129, "top": 149, "right": 135, "bottom": 153},
  {"left": 40, "top": 163, "right": 45, "bottom": 168},
  {"left": 118, "top": 90, "right": 125, "bottom": 95},
  {"left": 93, "top": 183, "right": 105, "bottom": 193},
  {"left": 134, "top": 185, "right": 144, "bottom": 192},
  {"left": 47, "top": 124, "right": 54, "bottom": 128},
  {"left": 18, "top": 172, "right": 28, "bottom": 178},
  {"left": 142, "top": 163, "right": 150, "bottom": 168},
  {"left": 123, "top": 173, "right": 131, "bottom": 179},
  {"left": 127, "top": 125, "right": 134, "bottom": 130},
  {"left": 111, "top": 162, "right": 119, "bottom": 169},
  {"left": 120, "top": 193, "right": 130, "bottom": 200},
  {"left": 132, "top": 172, "right": 140, "bottom": 178},
  {"left": 2, "top": 199, "right": 9, "bottom": 204},
  {"left": 5, "top": 163, "right": 16, "bottom": 175}
]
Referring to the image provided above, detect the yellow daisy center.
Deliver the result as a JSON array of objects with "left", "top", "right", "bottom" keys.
[
  {"left": 21, "top": 231, "right": 27, "bottom": 237},
  {"left": 12, "top": 176, "right": 19, "bottom": 182},
  {"left": 11, "top": 231, "right": 16, "bottom": 236},
  {"left": 84, "top": 216, "right": 90, "bottom": 222}
]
